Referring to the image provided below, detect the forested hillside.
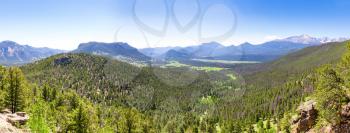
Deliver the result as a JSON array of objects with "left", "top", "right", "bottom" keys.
[
  {"left": 17, "top": 53, "right": 246, "bottom": 132},
  {"left": 0, "top": 41, "right": 348, "bottom": 132},
  {"left": 242, "top": 41, "right": 347, "bottom": 87},
  {"left": 276, "top": 41, "right": 350, "bottom": 132}
]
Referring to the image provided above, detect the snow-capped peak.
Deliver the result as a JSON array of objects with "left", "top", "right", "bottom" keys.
[{"left": 275, "top": 35, "right": 348, "bottom": 45}]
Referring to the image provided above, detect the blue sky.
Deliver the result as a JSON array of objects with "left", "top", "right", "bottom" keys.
[{"left": 0, "top": 0, "right": 349, "bottom": 50}]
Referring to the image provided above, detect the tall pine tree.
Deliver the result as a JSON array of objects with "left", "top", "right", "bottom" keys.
[
  {"left": 5, "top": 67, "right": 26, "bottom": 113},
  {"left": 0, "top": 66, "right": 7, "bottom": 109}
]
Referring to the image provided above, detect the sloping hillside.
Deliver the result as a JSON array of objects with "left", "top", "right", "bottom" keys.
[
  {"left": 241, "top": 41, "right": 348, "bottom": 87},
  {"left": 21, "top": 53, "right": 216, "bottom": 107}
]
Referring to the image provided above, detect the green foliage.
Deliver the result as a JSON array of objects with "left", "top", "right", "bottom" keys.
[
  {"left": 314, "top": 65, "right": 345, "bottom": 125},
  {"left": 0, "top": 66, "right": 6, "bottom": 110},
  {"left": 308, "top": 41, "right": 350, "bottom": 128},
  {"left": 28, "top": 100, "right": 52, "bottom": 133},
  {"left": 70, "top": 104, "right": 90, "bottom": 133},
  {"left": 41, "top": 83, "right": 56, "bottom": 102},
  {"left": 279, "top": 113, "right": 292, "bottom": 133},
  {"left": 5, "top": 67, "right": 28, "bottom": 113}
]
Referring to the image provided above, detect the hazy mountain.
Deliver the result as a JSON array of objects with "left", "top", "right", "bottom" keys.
[
  {"left": 180, "top": 42, "right": 224, "bottom": 57},
  {"left": 211, "top": 41, "right": 315, "bottom": 61},
  {"left": 0, "top": 41, "right": 64, "bottom": 65},
  {"left": 140, "top": 42, "right": 223, "bottom": 59},
  {"left": 142, "top": 35, "right": 348, "bottom": 62},
  {"left": 159, "top": 40, "right": 315, "bottom": 62},
  {"left": 73, "top": 42, "right": 150, "bottom": 61},
  {"left": 163, "top": 49, "right": 191, "bottom": 60},
  {"left": 139, "top": 46, "right": 181, "bottom": 59}
]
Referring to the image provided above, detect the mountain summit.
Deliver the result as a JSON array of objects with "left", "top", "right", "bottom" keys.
[
  {"left": 0, "top": 41, "right": 64, "bottom": 65},
  {"left": 73, "top": 42, "right": 150, "bottom": 61}
]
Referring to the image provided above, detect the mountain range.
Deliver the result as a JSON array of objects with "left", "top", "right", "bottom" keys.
[
  {"left": 0, "top": 35, "right": 347, "bottom": 65},
  {"left": 140, "top": 35, "right": 348, "bottom": 61},
  {"left": 0, "top": 41, "right": 65, "bottom": 65}
]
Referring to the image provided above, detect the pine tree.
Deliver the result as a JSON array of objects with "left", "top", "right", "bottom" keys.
[
  {"left": 0, "top": 66, "right": 6, "bottom": 91},
  {"left": 5, "top": 67, "right": 26, "bottom": 113},
  {"left": 42, "top": 83, "right": 50, "bottom": 102},
  {"left": 0, "top": 66, "right": 7, "bottom": 109},
  {"left": 72, "top": 103, "right": 89, "bottom": 133},
  {"left": 314, "top": 65, "right": 344, "bottom": 125}
]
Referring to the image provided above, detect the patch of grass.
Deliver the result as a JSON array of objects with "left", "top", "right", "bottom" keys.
[
  {"left": 200, "top": 96, "right": 215, "bottom": 105},
  {"left": 192, "top": 59, "right": 260, "bottom": 64},
  {"left": 162, "top": 61, "right": 225, "bottom": 72},
  {"left": 162, "top": 61, "right": 190, "bottom": 68},
  {"left": 226, "top": 74, "right": 237, "bottom": 80},
  {"left": 190, "top": 66, "right": 224, "bottom": 72}
]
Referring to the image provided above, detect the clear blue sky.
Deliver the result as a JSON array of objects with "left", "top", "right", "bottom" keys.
[{"left": 0, "top": 0, "right": 349, "bottom": 50}]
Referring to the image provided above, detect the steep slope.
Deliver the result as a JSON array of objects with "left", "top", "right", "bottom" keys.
[
  {"left": 73, "top": 42, "right": 150, "bottom": 61},
  {"left": 241, "top": 41, "right": 348, "bottom": 87},
  {"left": 0, "top": 41, "right": 64, "bottom": 65},
  {"left": 214, "top": 41, "right": 350, "bottom": 131},
  {"left": 277, "top": 42, "right": 350, "bottom": 133}
]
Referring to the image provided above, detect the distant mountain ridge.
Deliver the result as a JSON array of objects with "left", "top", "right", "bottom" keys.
[
  {"left": 0, "top": 41, "right": 64, "bottom": 65},
  {"left": 140, "top": 35, "right": 348, "bottom": 62},
  {"left": 0, "top": 35, "right": 347, "bottom": 65},
  {"left": 73, "top": 42, "right": 151, "bottom": 61}
]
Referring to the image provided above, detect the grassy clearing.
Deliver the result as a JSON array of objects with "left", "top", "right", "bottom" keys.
[
  {"left": 226, "top": 74, "right": 237, "bottom": 80},
  {"left": 162, "top": 61, "right": 190, "bottom": 68},
  {"left": 190, "top": 66, "right": 224, "bottom": 72},
  {"left": 163, "top": 61, "right": 225, "bottom": 72},
  {"left": 192, "top": 59, "right": 260, "bottom": 64}
]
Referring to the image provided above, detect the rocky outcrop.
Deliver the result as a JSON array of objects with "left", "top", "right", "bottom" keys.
[
  {"left": 291, "top": 102, "right": 350, "bottom": 133},
  {"left": 291, "top": 100, "right": 317, "bottom": 133},
  {"left": 6, "top": 112, "right": 29, "bottom": 126},
  {"left": 0, "top": 109, "right": 29, "bottom": 133},
  {"left": 317, "top": 103, "right": 350, "bottom": 133}
]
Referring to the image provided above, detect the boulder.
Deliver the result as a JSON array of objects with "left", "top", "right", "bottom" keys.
[
  {"left": 341, "top": 103, "right": 350, "bottom": 120},
  {"left": 6, "top": 113, "right": 29, "bottom": 127},
  {"left": 15, "top": 112, "right": 26, "bottom": 117},
  {"left": 309, "top": 102, "right": 350, "bottom": 133},
  {"left": 1, "top": 109, "right": 11, "bottom": 114},
  {"left": 292, "top": 100, "right": 317, "bottom": 133},
  {"left": 0, "top": 110, "right": 29, "bottom": 133}
]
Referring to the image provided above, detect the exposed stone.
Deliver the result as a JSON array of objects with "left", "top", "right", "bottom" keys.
[
  {"left": 341, "top": 103, "right": 350, "bottom": 120},
  {"left": 1, "top": 109, "right": 11, "bottom": 114},
  {"left": 291, "top": 100, "right": 317, "bottom": 133},
  {"left": 0, "top": 110, "right": 29, "bottom": 133},
  {"left": 305, "top": 102, "right": 350, "bottom": 133},
  {"left": 54, "top": 57, "right": 72, "bottom": 65},
  {"left": 6, "top": 113, "right": 29, "bottom": 127},
  {"left": 15, "top": 112, "right": 26, "bottom": 117}
]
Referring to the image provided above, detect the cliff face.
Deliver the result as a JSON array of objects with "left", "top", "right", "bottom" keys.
[{"left": 291, "top": 101, "right": 350, "bottom": 133}]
